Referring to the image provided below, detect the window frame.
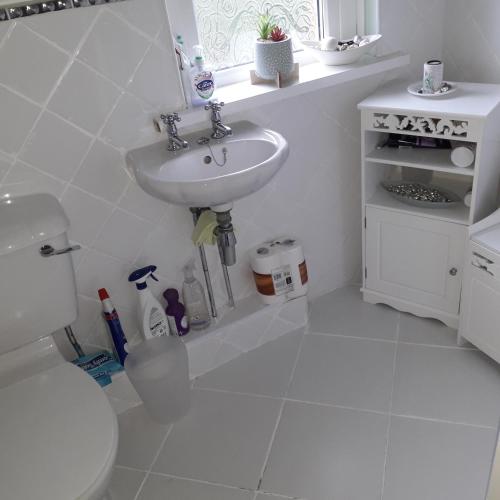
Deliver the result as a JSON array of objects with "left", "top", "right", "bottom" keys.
[{"left": 165, "top": 0, "right": 375, "bottom": 88}]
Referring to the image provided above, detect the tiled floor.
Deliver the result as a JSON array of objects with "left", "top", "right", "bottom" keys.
[{"left": 108, "top": 286, "right": 500, "bottom": 500}]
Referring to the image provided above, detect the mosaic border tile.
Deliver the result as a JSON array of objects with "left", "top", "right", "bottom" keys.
[{"left": 0, "top": 0, "right": 127, "bottom": 22}]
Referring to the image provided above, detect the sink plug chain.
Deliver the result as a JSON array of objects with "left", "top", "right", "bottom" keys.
[{"left": 198, "top": 137, "right": 228, "bottom": 167}]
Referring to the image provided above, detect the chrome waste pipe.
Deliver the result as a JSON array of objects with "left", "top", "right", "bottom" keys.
[{"left": 190, "top": 208, "right": 218, "bottom": 318}]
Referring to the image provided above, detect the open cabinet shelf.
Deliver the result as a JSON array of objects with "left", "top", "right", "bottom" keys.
[
  {"left": 367, "top": 187, "right": 470, "bottom": 225},
  {"left": 365, "top": 147, "right": 475, "bottom": 177}
]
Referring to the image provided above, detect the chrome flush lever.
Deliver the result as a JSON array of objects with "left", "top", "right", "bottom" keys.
[{"left": 40, "top": 244, "right": 81, "bottom": 257}]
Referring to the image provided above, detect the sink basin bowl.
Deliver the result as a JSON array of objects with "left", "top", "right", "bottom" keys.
[{"left": 126, "top": 121, "right": 289, "bottom": 208}]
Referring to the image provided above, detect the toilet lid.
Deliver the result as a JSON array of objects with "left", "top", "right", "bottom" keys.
[{"left": 0, "top": 362, "right": 118, "bottom": 500}]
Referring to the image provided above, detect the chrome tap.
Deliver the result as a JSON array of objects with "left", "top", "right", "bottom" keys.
[
  {"left": 205, "top": 101, "right": 232, "bottom": 139},
  {"left": 161, "top": 113, "right": 189, "bottom": 151}
]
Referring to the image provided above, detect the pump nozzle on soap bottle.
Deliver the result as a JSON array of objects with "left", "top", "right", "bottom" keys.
[{"left": 128, "top": 265, "right": 170, "bottom": 340}]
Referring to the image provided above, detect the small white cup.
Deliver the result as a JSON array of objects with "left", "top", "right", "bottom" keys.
[{"left": 423, "top": 60, "right": 444, "bottom": 93}]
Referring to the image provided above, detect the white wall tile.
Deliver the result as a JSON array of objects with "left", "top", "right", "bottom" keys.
[
  {"left": 72, "top": 140, "right": 129, "bottom": 202},
  {"left": 92, "top": 208, "right": 153, "bottom": 262},
  {"left": 0, "top": 24, "right": 68, "bottom": 103},
  {"left": 100, "top": 92, "right": 157, "bottom": 150},
  {"left": 118, "top": 180, "right": 167, "bottom": 224},
  {"left": 19, "top": 111, "right": 93, "bottom": 181},
  {"left": 0, "top": 86, "right": 40, "bottom": 155},
  {"left": 76, "top": 248, "right": 129, "bottom": 299},
  {"left": 443, "top": 0, "right": 500, "bottom": 83},
  {"left": 0, "top": 153, "right": 12, "bottom": 182},
  {"left": 77, "top": 10, "right": 150, "bottom": 87},
  {"left": 111, "top": 0, "right": 165, "bottom": 40},
  {"left": 128, "top": 44, "right": 172, "bottom": 108},
  {"left": 22, "top": 7, "right": 98, "bottom": 53},
  {"left": 48, "top": 61, "right": 121, "bottom": 134},
  {"left": 0, "top": 161, "right": 66, "bottom": 199},
  {"left": 60, "top": 185, "right": 114, "bottom": 246}
]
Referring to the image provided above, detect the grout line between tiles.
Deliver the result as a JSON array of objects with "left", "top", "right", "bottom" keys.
[
  {"left": 145, "top": 470, "right": 255, "bottom": 494},
  {"left": 147, "top": 423, "right": 174, "bottom": 472},
  {"left": 114, "top": 464, "right": 148, "bottom": 474},
  {"left": 133, "top": 471, "right": 150, "bottom": 500},
  {"left": 397, "top": 340, "right": 478, "bottom": 351},
  {"left": 308, "top": 330, "right": 397, "bottom": 343},
  {"left": 256, "top": 330, "right": 308, "bottom": 491},
  {"left": 192, "top": 385, "right": 281, "bottom": 401},
  {"left": 389, "top": 413, "right": 498, "bottom": 431},
  {"left": 133, "top": 422, "right": 176, "bottom": 500},
  {"left": 380, "top": 312, "right": 400, "bottom": 500},
  {"left": 256, "top": 399, "right": 286, "bottom": 492},
  {"left": 282, "top": 396, "right": 391, "bottom": 416}
]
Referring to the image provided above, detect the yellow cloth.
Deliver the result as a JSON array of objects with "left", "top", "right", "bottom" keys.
[{"left": 192, "top": 210, "right": 217, "bottom": 245}]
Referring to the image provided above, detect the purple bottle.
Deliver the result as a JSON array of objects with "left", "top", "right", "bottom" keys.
[{"left": 163, "top": 288, "right": 190, "bottom": 336}]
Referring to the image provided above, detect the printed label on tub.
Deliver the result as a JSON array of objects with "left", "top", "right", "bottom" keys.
[{"left": 271, "top": 265, "right": 294, "bottom": 295}]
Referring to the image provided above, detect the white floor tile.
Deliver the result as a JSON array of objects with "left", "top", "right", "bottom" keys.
[
  {"left": 393, "top": 343, "right": 500, "bottom": 427},
  {"left": 116, "top": 405, "right": 171, "bottom": 470},
  {"left": 383, "top": 416, "right": 497, "bottom": 500},
  {"left": 137, "top": 474, "right": 253, "bottom": 500},
  {"left": 309, "top": 286, "right": 399, "bottom": 340},
  {"left": 153, "top": 389, "right": 282, "bottom": 490},
  {"left": 399, "top": 312, "right": 459, "bottom": 347},
  {"left": 260, "top": 401, "right": 388, "bottom": 500},
  {"left": 288, "top": 334, "right": 395, "bottom": 412},
  {"left": 194, "top": 330, "right": 303, "bottom": 397},
  {"left": 107, "top": 467, "right": 146, "bottom": 500}
]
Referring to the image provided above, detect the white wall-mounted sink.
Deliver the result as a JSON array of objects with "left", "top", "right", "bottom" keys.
[{"left": 126, "top": 121, "right": 289, "bottom": 208}]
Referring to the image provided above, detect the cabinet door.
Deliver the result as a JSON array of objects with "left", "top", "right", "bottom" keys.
[
  {"left": 459, "top": 243, "right": 500, "bottom": 363},
  {"left": 365, "top": 207, "right": 467, "bottom": 314}
]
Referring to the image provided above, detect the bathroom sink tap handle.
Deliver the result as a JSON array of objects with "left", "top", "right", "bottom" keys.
[
  {"left": 205, "top": 101, "right": 224, "bottom": 111},
  {"left": 161, "top": 112, "right": 181, "bottom": 125}
]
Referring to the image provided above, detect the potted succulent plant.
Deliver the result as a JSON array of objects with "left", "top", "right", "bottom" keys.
[{"left": 254, "top": 12, "right": 294, "bottom": 80}]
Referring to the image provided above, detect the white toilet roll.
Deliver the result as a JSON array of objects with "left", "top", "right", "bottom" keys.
[
  {"left": 451, "top": 144, "right": 475, "bottom": 168},
  {"left": 275, "top": 238, "right": 308, "bottom": 299},
  {"left": 250, "top": 237, "right": 308, "bottom": 305},
  {"left": 249, "top": 243, "right": 287, "bottom": 305}
]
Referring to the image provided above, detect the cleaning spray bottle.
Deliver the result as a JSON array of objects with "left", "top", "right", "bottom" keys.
[
  {"left": 190, "top": 45, "right": 215, "bottom": 107},
  {"left": 182, "top": 259, "right": 210, "bottom": 330},
  {"left": 128, "top": 265, "right": 170, "bottom": 339},
  {"left": 98, "top": 288, "right": 129, "bottom": 365}
]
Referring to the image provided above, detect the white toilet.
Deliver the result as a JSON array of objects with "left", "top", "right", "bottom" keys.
[{"left": 0, "top": 193, "right": 118, "bottom": 500}]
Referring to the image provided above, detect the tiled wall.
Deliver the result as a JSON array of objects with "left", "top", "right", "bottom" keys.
[
  {"left": 443, "top": 0, "right": 500, "bottom": 83},
  {"left": 0, "top": 0, "right": 402, "bottom": 357},
  {"left": 378, "top": 0, "right": 446, "bottom": 80}
]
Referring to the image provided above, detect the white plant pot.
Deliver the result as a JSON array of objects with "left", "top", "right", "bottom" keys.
[{"left": 255, "top": 37, "right": 294, "bottom": 80}]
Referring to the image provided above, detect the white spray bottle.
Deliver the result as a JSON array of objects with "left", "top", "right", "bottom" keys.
[{"left": 128, "top": 265, "right": 170, "bottom": 339}]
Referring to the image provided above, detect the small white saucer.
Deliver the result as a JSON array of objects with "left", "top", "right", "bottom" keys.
[{"left": 407, "top": 81, "right": 457, "bottom": 97}]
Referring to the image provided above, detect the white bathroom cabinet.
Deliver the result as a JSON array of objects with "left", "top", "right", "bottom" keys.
[{"left": 358, "top": 82, "right": 500, "bottom": 328}]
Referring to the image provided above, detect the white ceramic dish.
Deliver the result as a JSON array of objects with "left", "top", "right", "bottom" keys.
[
  {"left": 407, "top": 81, "right": 458, "bottom": 97},
  {"left": 301, "top": 34, "right": 382, "bottom": 66}
]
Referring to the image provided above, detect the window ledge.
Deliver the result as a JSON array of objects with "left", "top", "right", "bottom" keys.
[{"left": 180, "top": 52, "right": 409, "bottom": 129}]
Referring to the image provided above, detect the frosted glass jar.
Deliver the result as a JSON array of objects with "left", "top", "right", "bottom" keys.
[{"left": 125, "top": 336, "right": 190, "bottom": 424}]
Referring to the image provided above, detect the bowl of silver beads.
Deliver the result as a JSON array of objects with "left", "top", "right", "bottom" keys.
[{"left": 302, "top": 34, "right": 381, "bottom": 66}]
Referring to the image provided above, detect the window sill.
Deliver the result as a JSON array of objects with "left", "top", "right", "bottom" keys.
[{"left": 180, "top": 51, "right": 410, "bottom": 129}]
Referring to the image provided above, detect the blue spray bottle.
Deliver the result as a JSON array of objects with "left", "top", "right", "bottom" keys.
[{"left": 98, "top": 288, "right": 128, "bottom": 365}]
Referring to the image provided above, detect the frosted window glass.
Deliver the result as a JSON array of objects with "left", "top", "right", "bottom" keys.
[{"left": 192, "top": 0, "right": 319, "bottom": 70}]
